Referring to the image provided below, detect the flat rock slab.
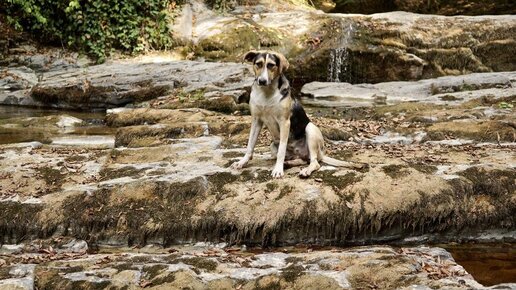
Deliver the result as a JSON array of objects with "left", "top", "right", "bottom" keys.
[
  {"left": 0, "top": 125, "right": 514, "bottom": 247},
  {"left": 0, "top": 59, "right": 253, "bottom": 110},
  {"left": 301, "top": 72, "right": 516, "bottom": 107},
  {"left": 1, "top": 243, "right": 506, "bottom": 290}
]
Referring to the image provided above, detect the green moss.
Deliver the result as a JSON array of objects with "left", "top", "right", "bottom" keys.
[
  {"left": 276, "top": 185, "right": 293, "bottom": 200},
  {"left": 382, "top": 165, "right": 410, "bottom": 179},
  {"left": 112, "top": 263, "right": 138, "bottom": 272},
  {"left": 331, "top": 149, "right": 353, "bottom": 161},
  {"left": 312, "top": 171, "right": 363, "bottom": 190},
  {"left": 98, "top": 166, "right": 146, "bottom": 181},
  {"left": 143, "top": 264, "right": 168, "bottom": 280},
  {"left": 0, "top": 267, "right": 11, "bottom": 280},
  {"left": 114, "top": 125, "right": 183, "bottom": 148},
  {"left": 458, "top": 167, "right": 516, "bottom": 196},
  {"left": 409, "top": 163, "right": 438, "bottom": 174},
  {"left": 222, "top": 151, "right": 242, "bottom": 159},
  {"left": 426, "top": 120, "right": 516, "bottom": 142},
  {"left": 36, "top": 167, "right": 66, "bottom": 187},
  {"left": 59, "top": 177, "right": 207, "bottom": 247},
  {"left": 281, "top": 264, "right": 305, "bottom": 282},
  {"left": 196, "top": 25, "right": 284, "bottom": 61},
  {"left": 207, "top": 172, "right": 239, "bottom": 197},
  {"left": 318, "top": 263, "right": 334, "bottom": 271},
  {"left": 439, "top": 94, "right": 463, "bottom": 101},
  {"left": 35, "top": 267, "right": 112, "bottom": 290},
  {"left": 321, "top": 127, "right": 351, "bottom": 141},
  {"left": 176, "top": 257, "right": 217, "bottom": 271},
  {"left": 265, "top": 182, "right": 279, "bottom": 193},
  {"left": 0, "top": 202, "right": 44, "bottom": 243},
  {"left": 250, "top": 277, "right": 283, "bottom": 290},
  {"left": 151, "top": 272, "right": 176, "bottom": 285}
]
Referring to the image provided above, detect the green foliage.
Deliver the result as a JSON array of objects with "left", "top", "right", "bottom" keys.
[
  {"left": 2, "top": 0, "right": 181, "bottom": 62},
  {"left": 498, "top": 102, "right": 514, "bottom": 109},
  {"left": 205, "top": 0, "right": 234, "bottom": 11}
]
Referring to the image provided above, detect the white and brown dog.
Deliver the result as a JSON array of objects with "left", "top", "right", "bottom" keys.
[{"left": 232, "top": 50, "right": 363, "bottom": 178}]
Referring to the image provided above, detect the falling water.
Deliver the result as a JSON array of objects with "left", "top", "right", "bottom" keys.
[{"left": 327, "top": 22, "right": 355, "bottom": 83}]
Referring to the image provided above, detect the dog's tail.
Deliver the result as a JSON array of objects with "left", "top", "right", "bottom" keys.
[{"left": 321, "top": 156, "right": 367, "bottom": 169}]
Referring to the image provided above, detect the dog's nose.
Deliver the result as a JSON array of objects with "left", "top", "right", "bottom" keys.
[{"left": 258, "top": 78, "right": 267, "bottom": 86}]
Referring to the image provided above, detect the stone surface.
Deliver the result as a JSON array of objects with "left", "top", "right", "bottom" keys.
[
  {"left": 301, "top": 71, "right": 516, "bottom": 107},
  {"left": 2, "top": 244, "right": 511, "bottom": 289},
  {"left": 0, "top": 59, "right": 253, "bottom": 110},
  {"left": 0, "top": 96, "right": 514, "bottom": 247},
  {"left": 330, "top": 0, "right": 516, "bottom": 15},
  {"left": 181, "top": 6, "right": 516, "bottom": 84}
]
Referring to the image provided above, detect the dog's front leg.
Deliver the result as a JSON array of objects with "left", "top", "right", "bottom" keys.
[
  {"left": 271, "top": 119, "right": 290, "bottom": 178},
  {"left": 231, "top": 117, "right": 263, "bottom": 169}
]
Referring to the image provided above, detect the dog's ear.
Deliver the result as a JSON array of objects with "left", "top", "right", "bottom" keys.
[
  {"left": 243, "top": 50, "right": 259, "bottom": 63},
  {"left": 273, "top": 52, "right": 290, "bottom": 73}
]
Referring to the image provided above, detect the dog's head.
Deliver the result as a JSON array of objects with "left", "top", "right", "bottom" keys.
[{"left": 244, "top": 50, "right": 289, "bottom": 87}]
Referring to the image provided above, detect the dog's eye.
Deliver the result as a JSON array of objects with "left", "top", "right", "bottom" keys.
[
  {"left": 267, "top": 63, "right": 275, "bottom": 69},
  {"left": 255, "top": 62, "right": 263, "bottom": 68}
]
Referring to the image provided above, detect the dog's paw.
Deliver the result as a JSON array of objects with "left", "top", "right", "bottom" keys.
[
  {"left": 271, "top": 167, "right": 284, "bottom": 178},
  {"left": 231, "top": 159, "right": 247, "bottom": 170},
  {"left": 299, "top": 168, "right": 311, "bottom": 178}
]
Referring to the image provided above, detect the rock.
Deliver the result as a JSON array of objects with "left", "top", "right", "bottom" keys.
[
  {"left": 0, "top": 244, "right": 24, "bottom": 255},
  {"left": 188, "top": 8, "right": 516, "bottom": 84},
  {"left": 0, "top": 59, "right": 253, "bottom": 110},
  {"left": 1, "top": 245, "right": 506, "bottom": 289},
  {"left": 0, "top": 264, "right": 35, "bottom": 290},
  {"left": 51, "top": 136, "right": 115, "bottom": 149},
  {"left": 301, "top": 71, "right": 516, "bottom": 107},
  {"left": 331, "top": 0, "right": 516, "bottom": 15},
  {"left": 60, "top": 239, "right": 88, "bottom": 253},
  {"left": 55, "top": 116, "right": 83, "bottom": 129}
]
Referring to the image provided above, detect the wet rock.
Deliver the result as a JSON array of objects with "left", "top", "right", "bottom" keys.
[{"left": 185, "top": 7, "right": 516, "bottom": 84}]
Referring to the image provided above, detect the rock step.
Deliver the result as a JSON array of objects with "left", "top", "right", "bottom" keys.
[
  {"left": 0, "top": 60, "right": 253, "bottom": 110},
  {"left": 301, "top": 72, "right": 516, "bottom": 107},
  {"left": 0, "top": 161, "right": 514, "bottom": 247},
  {"left": 0, "top": 245, "right": 497, "bottom": 290}
]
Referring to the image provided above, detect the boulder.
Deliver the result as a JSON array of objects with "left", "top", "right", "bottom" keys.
[
  {"left": 184, "top": 5, "right": 516, "bottom": 84},
  {"left": 330, "top": 0, "right": 516, "bottom": 15},
  {"left": 0, "top": 60, "right": 253, "bottom": 110},
  {"left": 301, "top": 71, "right": 516, "bottom": 107}
]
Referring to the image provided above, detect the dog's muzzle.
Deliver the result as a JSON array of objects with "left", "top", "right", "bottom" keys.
[{"left": 257, "top": 78, "right": 267, "bottom": 86}]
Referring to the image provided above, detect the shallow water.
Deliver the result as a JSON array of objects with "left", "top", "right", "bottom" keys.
[
  {"left": 442, "top": 243, "right": 516, "bottom": 286},
  {"left": 0, "top": 105, "right": 113, "bottom": 144},
  {"left": 0, "top": 105, "right": 106, "bottom": 120}
]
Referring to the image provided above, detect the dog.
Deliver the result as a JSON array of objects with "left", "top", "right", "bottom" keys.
[{"left": 231, "top": 50, "right": 363, "bottom": 178}]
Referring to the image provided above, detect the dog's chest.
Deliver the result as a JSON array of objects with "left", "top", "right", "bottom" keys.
[
  {"left": 250, "top": 88, "right": 285, "bottom": 137},
  {"left": 250, "top": 89, "right": 284, "bottom": 117}
]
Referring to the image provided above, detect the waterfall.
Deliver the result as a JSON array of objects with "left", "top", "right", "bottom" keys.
[{"left": 327, "top": 22, "right": 355, "bottom": 83}]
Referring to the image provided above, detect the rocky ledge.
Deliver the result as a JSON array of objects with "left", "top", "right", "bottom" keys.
[
  {"left": 1, "top": 74, "right": 515, "bottom": 247},
  {"left": 1, "top": 241, "right": 514, "bottom": 290},
  {"left": 0, "top": 59, "right": 253, "bottom": 110}
]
